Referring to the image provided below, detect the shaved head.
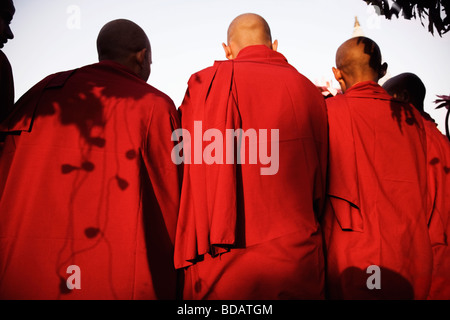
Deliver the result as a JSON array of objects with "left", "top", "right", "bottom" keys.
[
  {"left": 383, "top": 73, "right": 426, "bottom": 112},
  {"left": 227, "top": 13, "right": 272, "bottom": 48},
  {"left": 97, "top": 19, "right": 151, "bottom": 81},
  {"left": 336, "top": 37, "right": 383, "bottom": 78},
  {"left": 97, "top": 19, "right": 150, "bottom": 62},
  {"left": 333, "top": 37, "right": 387, "bottom": 92},
  {"left": 223, "top": 13, "right": 276, "bottom": 59}
]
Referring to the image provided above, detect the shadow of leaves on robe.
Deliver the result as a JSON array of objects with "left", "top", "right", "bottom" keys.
[
  {"left": 2, "top": 65, "right": 175, "bottom": 299},
  {"left": 390, "top": 100, "right": 418, "bottom": 134}
]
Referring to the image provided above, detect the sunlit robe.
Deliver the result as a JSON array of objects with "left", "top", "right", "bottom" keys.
[
  {"left": 175, "top": 45, "right": 328, "bottom": 300},
  {"left": 322, "top": 81, "right": 433, "bottom": 300},
  {"left": 0, "top": 60, "right": 181, "bottom": 300}
]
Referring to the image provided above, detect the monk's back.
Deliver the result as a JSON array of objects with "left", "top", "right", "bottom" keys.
[
  {"left": 323, "top": 81, "right": 433, "bottom": 299},
  {"left": 176, "top": 44, "right": 328, "bottom": 299},
  {"left": 231, "top": 45, "right": 328, "bottom": 246},
  {"left": 0, "top": 60, "right": 180, "bottom": 300}
]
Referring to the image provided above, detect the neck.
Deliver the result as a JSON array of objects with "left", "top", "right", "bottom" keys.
[{"left": 344, "top": 73, "right": 379, "bottom": 92}]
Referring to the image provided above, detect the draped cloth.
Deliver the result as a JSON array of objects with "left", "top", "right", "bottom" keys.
[
  {"left": 174, "top": 45, "right": 328, "bottom": 299},
  {"left": 424, "top": 119, "right": 450, "bottom": 300},
  {"left": 0, "top": 60, "right": 181, "bottom": 300},
  {"left": 322, "top": 81, "right": 434, "bottom": 299}
]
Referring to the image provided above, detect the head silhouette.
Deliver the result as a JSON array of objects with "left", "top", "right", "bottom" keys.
[
  {"left": 382, "top": 73, "right": 426, "bottom": 113},
  {"left": 97, "top": 19, "right": 152, "bottom": 82},
  {"left": 222, "top": 13, "right": 278, "bottom": 60},
  {"left": 332, "top": 37, "right": 388, "bottom": 92},
  {"left": 0, "top": 0, "right": 15, "bottom": 49}
]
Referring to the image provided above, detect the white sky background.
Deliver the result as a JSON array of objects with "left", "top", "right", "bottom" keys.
[{"left": 4, "top": 0, "right": 450, "bottom": 133}]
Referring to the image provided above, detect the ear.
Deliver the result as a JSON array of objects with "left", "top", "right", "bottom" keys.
[
  {"left": 272, "top": 39, "right": 278, "bottom": 52},
  {"left": 222, "top": 43, "right": 233, "bottom": 60},
  {"left": 379, "top": 62, "right": 388, "bottom": 79},
  {"left": 332, "top": 67, "right": 346, "bottom": 92},
  {"left": 332, "top": 67, "right": 342, "bottom": 83},
  {"left": 136, "top": 48, "right": 148, "bottom": 65}
]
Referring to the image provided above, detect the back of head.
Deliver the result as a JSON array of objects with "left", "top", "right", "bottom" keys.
[
  {"left": 333, "top": 37, "right": 387, "bottom": 92},
  {"left": 0, "top": 0, "right": 15, "bottom": 48},
  {"left": 0, "top": 0, "right": 14, "bottom": 20},
  {"left": 382, "top": 73, "right": 426, "bottom": 113},
  {"left": 97, "top": 19, "right": 151, "bottom": 81},
  {"left": 223, "top": 13, "right": 276, "bottom": 59}
]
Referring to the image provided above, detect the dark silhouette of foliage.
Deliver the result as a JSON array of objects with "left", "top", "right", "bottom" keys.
[
  {"left": 363, "top": 0, "right": 450, "bottom": 36},
  {"left": 434, "top": 94, "right": 450, "bottom": 141}
]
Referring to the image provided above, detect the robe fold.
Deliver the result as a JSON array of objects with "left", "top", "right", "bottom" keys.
[
  {"left": 0, "top": 60, "right": 181, "bottom": 300},
  {"left": 322, "top": 81, "right": 433, "bottom": 300},
  {"left": 424, "top": 120, "right": 450, "bottom": 300},
  {"left": 174, "top": 45, "right": 328, "bottom": 300}
]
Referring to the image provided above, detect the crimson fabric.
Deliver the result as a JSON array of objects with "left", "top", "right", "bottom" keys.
[
  {"left": 424, "top": 120, "right": 450, "bottom": 300},
  {"left": 0, "top": 60, "right": 181, "bottom": 300},
  {"left": 322, "top": 81, "right": 433, "bottom": 300},
  {"left": 174, "top": 45, "right": 328, "bottom": 299}
]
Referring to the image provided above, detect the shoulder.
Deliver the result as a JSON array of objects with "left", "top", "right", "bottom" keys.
[
  {"left": 325, "top": 94, "right": 347, "bottom": 109},
  {"left": 137, "top": 84, "right": 178, "bottom": 129},
  {"left": 142, "top": 83, "right": 174, "bottom": 103},
  {"left": 267, "top": 62, "right": 325, "bottom": 102},
  {"left": 182, "top": 64, "right": 222, "bottom": 105},
  {"left": 424, "top": 119, "right": 450, "bottom": 148},
  {"left": 126, "top": 78, "right": 176, "bottom": 113},
  {"left": 3, "top": 71, "right": 71, "bottom": 131},
  {"left": 18, "top": 70, "right": 73, "bottom": 102},
  {"left": 187, "top": 65, "right": 218, "bottom": 87}
]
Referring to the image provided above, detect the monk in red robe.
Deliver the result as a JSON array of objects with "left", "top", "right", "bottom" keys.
[
  {"left": 383, "top": 73, "right": 450, "bottom": 300},
  {"left": 0, "top": 19, "right": 180, "bottom": 300},
  {"left": 322, "top": 37, "right": 434, "bottom": 300},
  {"left": 174, "top": 13, "right": 328, "bottom": 300},
  {"left": 0, "top": 0, "right": 15, "bottom": 156},
  {"left": 423, "top": 119, "right": 450, "bottom": 300}
]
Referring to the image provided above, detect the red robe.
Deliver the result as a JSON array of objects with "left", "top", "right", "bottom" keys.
[
  {"left": 0, "top": 60, "right": 181, "bottom": 300},
  {"left": 174, "top": 45, "right": 328, "bottom": 300},
  {"left": 424, "top": 120, "right": 450, "bottom": 300},
  {"left": 322, "top": 81, "right": 433, "bottom": 299}
]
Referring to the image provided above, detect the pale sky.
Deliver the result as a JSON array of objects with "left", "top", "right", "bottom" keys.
[{"left": 4, "top": 0, "right": 450, "bottom": 133}]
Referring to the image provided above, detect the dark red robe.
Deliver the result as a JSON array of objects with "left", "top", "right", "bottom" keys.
[
  {"left": 322, "top": 81, "right": 433, "bottom": 300},
  {"left": 174, "top": 45, "right": 328, "bottom": 300},
  {"left": 0, "top": 60, "right": 181, "bottom": 300},
  {"left": 424, "top": 120, "right": 450, "bottom": 300}
]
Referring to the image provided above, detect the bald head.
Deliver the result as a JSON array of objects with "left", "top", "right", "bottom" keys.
[
  {"left": 97, "top": 19, "right": 151, "bottom": 81},
  {"left": 383, "top": 73, "right": 426, "bottom": 112},
  {"left": 333, "top": 37, "right": 387, "bottom": 92},
  {"left": 223, "top": 13, "right": 277, "bottom": 59}
]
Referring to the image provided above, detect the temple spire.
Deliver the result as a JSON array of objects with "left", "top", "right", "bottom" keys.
[{"left": 352, "top": 16, "right": 364, "bottom": 37}]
